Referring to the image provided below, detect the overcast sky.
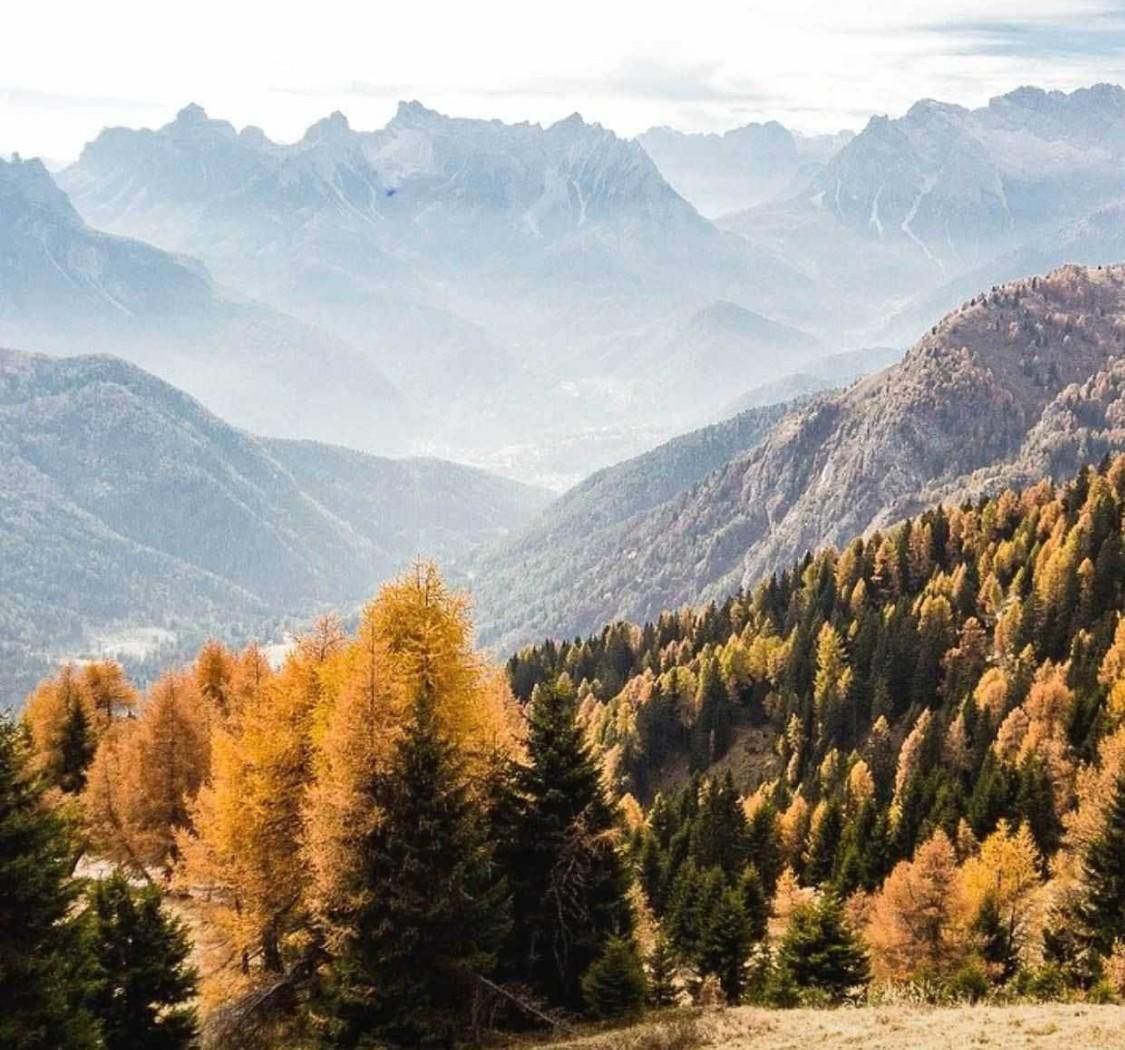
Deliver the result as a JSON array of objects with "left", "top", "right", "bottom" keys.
[{"left": 4, "top": 0, "right": 1125, "bottom": 162}]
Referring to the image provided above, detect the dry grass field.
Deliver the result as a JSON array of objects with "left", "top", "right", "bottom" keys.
[{"left": 526, "top": 1004, "right": 1125, "bottom": 1049}]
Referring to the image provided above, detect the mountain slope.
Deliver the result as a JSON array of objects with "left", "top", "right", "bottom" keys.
[
  {"left": 0, "top": 348, "right": 548, "bottom": 704},
  {"left": 471, "top": 399, "right": 794, "bottom": 652},
  {"left": 474, "top": 265, "right": 1125, "bottom": 648},
  {"left": 0, "top": 154, "right": 408, "bottom": 453}
]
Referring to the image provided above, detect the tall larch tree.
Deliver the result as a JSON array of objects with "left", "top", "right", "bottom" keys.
[
  {"left": 122, "top": 671, "right": 210, "bottom": 870},
  {"left": 179, "top": 622, "right": 342, "bottom": 980}
]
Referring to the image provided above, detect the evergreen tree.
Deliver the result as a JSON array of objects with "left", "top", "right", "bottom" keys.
[
  {"left": 775, "top": 894, "right": 869, "bottom": 1002},
  {"left": 697, "top": 887, "right": 753, "bottom": 1004},
  {"left": 504, "top": 678, "right": 633, "bottom": 1009},
  {"left": 973, "top": 893, "right": 1018, "bottom": 983},
  {"left": 320, "top": 690, "right": 509, "bottom": 1048},
  {"left": 1075, "top": 772, "right": 1125, "bottom": 957},
  {"left": 646, "top": 932, "right": 679, "bottom": 1007},
  {"left": 738, "top": 863, "right": 769, "bottom": 942},
  {"left": 86, "top": 872, "right": 198, "bottom": 1049},
  {"left": 690, "top": 774, "right": 748, "bottom": 875},
  {"left": 580, "top": 935, "right": 647, "bottom": 1019},
  {"left": 691, "top": 654, "right": 731, "bottom": 769},
  {"left": 58, "top": 697, "right": 95, "bottom": 794},
  {"left": 0, "top": 718, "right": 100, "bottom": 1050},
  {"left": 746, "top": 801, "right": 784, "bottom": 894},
  {"left": 804, "top": 801, "right": 843, "bottom": 887}
]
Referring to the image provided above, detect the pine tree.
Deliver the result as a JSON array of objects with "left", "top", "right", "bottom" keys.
[
  {"left": 581, "top": 935, "right": 647, "bottom": 1019},
  {"left": 973, "top": 893, "right": 1018, "bottom": 982},
  {"left": 691, "top": 653, "right": 731, "bottom": 769},
  {"left": 697, "top": 887, "right": 753, "bottom": 1004},
  {"left": 738, "top": 863, "right": 769, "bottom": 942},
  {"left": 804, "top": 800, "right": 843, "bottom": 886},
  {"left": 646, "top": 932, "right": 679, "bottom": 1007},
  {"left": 58, "top": 695, "right": 95, "bottom": 794},
  {"left": 775, "top": 893, "right": 869, "bottom": 1002},
  {"left": 1075, "top": 772, "right": 1125, "bottom": 957},
  {"left": 320, "top": 689, "right": 509, "bottom": 1048},
  {"left": 690, "top": 773, "right": 748, "bottom": 875},
  {"left": 86, "top": 872, "right": 198, "bottom": 1049},
  {"left": 0, "top": 718, "right": 100, "bottom": 1050},
  {"left": 746, "top": 800, "right": 783, "bottom": 894},
  {"left": 503, "top": 677, "right": 633, "bottom": 1008}
]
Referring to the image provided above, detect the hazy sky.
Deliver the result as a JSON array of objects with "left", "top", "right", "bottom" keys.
[{"left": 4, "top": 0, "right": 1125, "bottom": 162}]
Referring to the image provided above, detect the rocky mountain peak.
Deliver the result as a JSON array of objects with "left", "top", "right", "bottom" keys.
[
  {"left": 174, "top": 102, "right": 209, "bottom": 125},
  {"left": 0, "top": 154, "right": 80, "bottom": 223},
  {"left": 390, "top": 99, "right": 445, "bottom": 128},
  {"left": 299, "top": 110, "right": 354, "bottom": 146}
]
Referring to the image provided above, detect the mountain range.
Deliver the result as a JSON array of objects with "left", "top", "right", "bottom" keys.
[
  {"left": 721, "top": 84, "right": 1125, "bottom": 345},
  {"left": 638, "top": 121, "right": 853, "bottom": 218},
  {"left": 0, "top": 347, "right": 548, "bottom": 705},
  {"left": 55, "top": 102, "right": 818, "bottom": 483},
  {"left": 0, "top": 154, "right": 410, "bottom": 453},
  {"left": 471, "top": 265, "right": 1125, "bottom": 650}
]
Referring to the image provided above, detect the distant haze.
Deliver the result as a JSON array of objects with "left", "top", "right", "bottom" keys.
[{"left": 6, "top": 0, "right": 1125, "bottom": 160}]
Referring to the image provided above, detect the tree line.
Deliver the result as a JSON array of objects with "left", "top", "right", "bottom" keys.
[{"left": 13, "top": 457, "right": 1125, "bottom": 1045}]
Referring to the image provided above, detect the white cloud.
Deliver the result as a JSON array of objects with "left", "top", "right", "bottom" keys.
[{"left": 3, "top": 0, "right": 1125, "bottom": 161}]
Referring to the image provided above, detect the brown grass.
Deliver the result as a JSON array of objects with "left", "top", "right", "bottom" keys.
[{"left": 523, "top": 1004, "right": 1125, "bottom": 1049}]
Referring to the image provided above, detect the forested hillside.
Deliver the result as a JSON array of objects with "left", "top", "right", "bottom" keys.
[
  {"left": 15, "top": 459, "right": 1125, "bottom": 1047},
  {"left": 0, "top": 348, "right": 548, "bottom": 704},
  {"left": 500, "top": 455, "right": 1125, "bottom": 1004}
]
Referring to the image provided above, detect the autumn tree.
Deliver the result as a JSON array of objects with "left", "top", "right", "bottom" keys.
[
  {"left": 118, "top": 672, "right": 210, "bottom": 870},
  {"left": 959, "top": 820, "right": 1042, "bottom": 977},
  {"left": 866, "top": 830, "right": 968, "bottom": 982},
  {"left": 813, "top": 623, "right": 852, "bottom": 749},
  {"left": 179, "top": 618, "right": 344, "bottom": 982},
  {"left": 81, "top": 661, "right": 138, "bottom": 735},
  {"left": 304, "top": 565, "right": 519, "bottom": 926}
]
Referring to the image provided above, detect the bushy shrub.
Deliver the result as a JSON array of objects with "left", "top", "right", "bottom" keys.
[
  {"left": 582, "top": 936, "right": 648, "bottom": 1019},
  {"left": 945, "top": 959, "right": 990, "bottom": 1003}
]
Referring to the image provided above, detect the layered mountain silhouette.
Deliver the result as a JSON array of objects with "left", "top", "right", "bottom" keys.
[
  {"left": 0, "top": 154, "right": 408, "bottom": 453},
  {"left": 473, "top": 265, "right": 1125, "bottom": 650},
  {"left": 638, "top": 121, "right": 852, "bottom": 217},
  {"left": 722, "top": 85, "right": 1125, "bottom": 344},
  {"left": 58, "top": 102, "right": 817, "bottom": 482},
  {"left": 0, "top": 347, "right": 548, "bottom": 704}
]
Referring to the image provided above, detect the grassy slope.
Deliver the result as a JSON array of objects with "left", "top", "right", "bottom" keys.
[{"left": 524, "top": 1004, "right": 1125, "bottom": 1049}]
